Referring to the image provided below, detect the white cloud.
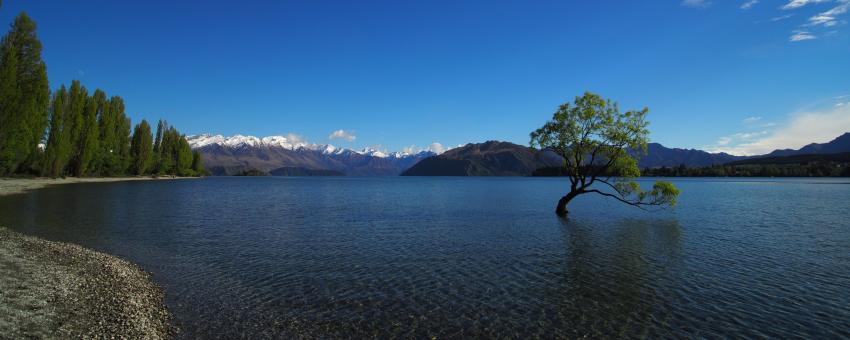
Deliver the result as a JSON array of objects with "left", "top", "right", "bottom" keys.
[
  {"left": 782, "top": 0, "right": 828, "bottom": 10},
  {"left": 427, "top": 142, "right": 446, "bottom": 154},
  {"left": 682, "top": 0, "right": 711, "bottom": 8},
  {"left": 806, "top": 0, "right": 850, "bottom": 27},
  {"left": 741, "top": 0, "right": 759, "bottom": 9},
  {"left": 742, "top": 116, "right": 763, "bottom": 124},
  {"left": 706, "top": 103, "right": 850, "bottom": 155},
  {"left": 402, "top": 142, "right": 449, "bottom": 155},
  {"left": 790, "top": 30, "right": 817, "bottom": 41},
  {"left": 402, "top": 145, "right": 418, "bottom": 154},
  {"left": 711, "top": 131, "right": 770, "bottom": 148},
  {"left": 327, "top": 129, "right": 356, "bottom": 142},
  {"left": 285, "top": 133, "right": 307, "bottom": 145}
]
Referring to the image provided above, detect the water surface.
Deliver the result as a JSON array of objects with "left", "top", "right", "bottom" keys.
[{"left": 1, "top": 177, "right": 848, "bottom": 338}]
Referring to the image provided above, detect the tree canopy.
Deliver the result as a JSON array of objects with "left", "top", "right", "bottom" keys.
[{"left": 530, "top": 92, "right": 680, "bottom": 216}]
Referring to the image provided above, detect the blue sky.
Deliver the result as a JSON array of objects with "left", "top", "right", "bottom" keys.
[{"left": 2, "top": 0, "right": 849, "bottom": 155}]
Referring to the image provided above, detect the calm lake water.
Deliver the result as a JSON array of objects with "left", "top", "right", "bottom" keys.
[{"left": 1, "top": 177, "right": 849, "bottom": 338}]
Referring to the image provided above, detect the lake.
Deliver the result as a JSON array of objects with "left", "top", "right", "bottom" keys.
[{"left": 1, "top": 177, "right": 849, "bottom": 338}]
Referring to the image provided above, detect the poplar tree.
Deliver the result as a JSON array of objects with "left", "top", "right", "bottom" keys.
[
  {"left": 0, "top": 43, "right": 19, "bottom": 175},
  {"left": 152, "top": 119, "right": 165, "bottom": 173},
  {"left": 176, "top": 137, "right": 193, "bottom": 176},
  {"left": 90, "top": 89, "right": 108, "bottom": 175},
  {"left": 115, "top": 113, "right": 132, "bottom": 174},
  {"left": 74, "top": 94, "right": 99, "bottom": 175},
  {"left": 130, "top": 119, "right": 153, "bottom": 175},
  {"left": 66, "top": 80, "right": 89, "bottom": 176},
  {"left": 42, "top": 86, "right": 71, "bottom": 177},
  {"left": 0, "top": 12, "right": 49, "bottom": 175},
  {"left": 191, "top": 150, "right": 205, "bottom": 176}
]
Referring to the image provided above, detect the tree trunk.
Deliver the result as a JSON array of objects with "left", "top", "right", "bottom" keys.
[{"left": 555, "top": 191, "right": 577, "bottom": 217}]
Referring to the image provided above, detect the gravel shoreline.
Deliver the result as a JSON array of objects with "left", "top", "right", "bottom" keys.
[
  {"left": 0, "top": 177, "right": 180, "bottom": 339},
  {"left": 0, "top": 176, "right": 188, "bottom": 196}
]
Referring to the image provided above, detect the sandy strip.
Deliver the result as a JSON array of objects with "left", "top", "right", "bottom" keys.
[{"left": 0, "top": 177, "right": 180, "bottom": 339}]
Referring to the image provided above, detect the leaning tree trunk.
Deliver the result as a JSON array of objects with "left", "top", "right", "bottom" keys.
[{"left": 555, "top": 191, "right": 578, "bottom": 217}]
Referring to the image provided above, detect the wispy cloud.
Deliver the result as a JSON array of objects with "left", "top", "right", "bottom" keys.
[
  {"left": 328, "top": 129, "right": 356, "bottom": 142},
  {"left": 806, "top": 0, "right": 850, "bottom": 27},
  {"left": 742, "top": 116, "right": 763, "bottom": 124},
  {"left": 741, "top": 0, "right": 759, "bottom": 9},
  {"left": 790, "top": 30, "right": 817, "bottom": 41},
  {"left": 772, "top": 14, "right": 795, "bottom": 21},
  {"left": 714, "top": 131, "right": 770, "bottom": 147},
  {"left": 706, "top": 102, "right": 850, "bottom": 155},
  {"left": 682, "top": 0, "right": 712, "bottom": 8},
  {"left": 402, "top": 142, "right": 449, "bottom": 155},
  {"left": 782, "top": 0, "right": 828, "bottom": 10}
]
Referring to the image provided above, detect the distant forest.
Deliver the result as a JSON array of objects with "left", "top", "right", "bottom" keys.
[
  {"left": 533, "top": 153, "right": 850, "bottom": 178},
  {"left": 640, "top": 153, "right": 850, "bottom": 177},
  {"left": 0, "top": 10, "right": 204, "bottom": 177}
]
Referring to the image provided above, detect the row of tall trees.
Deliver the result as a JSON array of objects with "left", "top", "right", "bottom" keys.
[{"left": 0, "top": 10, "right": 205, "bottom": 177}]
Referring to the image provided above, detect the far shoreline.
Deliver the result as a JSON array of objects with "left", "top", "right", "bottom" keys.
[{"left": 0, "top": 175, "right": 198, "bottom": 196}]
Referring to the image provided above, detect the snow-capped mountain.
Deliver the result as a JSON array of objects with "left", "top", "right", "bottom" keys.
[
  {"left": 187, "top": 134, "right": 435, "bottom": 158},
  {"left": 188, "top": 134, "right": 437, "bottom": 176}
]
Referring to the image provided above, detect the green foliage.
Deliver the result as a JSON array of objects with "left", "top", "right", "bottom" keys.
[
  {"left": 530, "top": 92, "right": 680, "bottom": 212},
  {"left": 130, "top": 120, "right": 153, "bottom": 175},
  {"left": 75, "top": 92, "right": 99, "bottom": 175},
  {"left": 191, "top": 150, "right": 206, "bottom": 176},
  {"left": 176, "top": 137, "right": 193, "bottom": 176},
  {"left": 42, "top": 86, "right": 72, "bottom": 177},
  {"left": 0, "top": 12, "right": 49, "bottom": 175},
  {"left": 0, "top": 43, "right": 20, "bottom": 175},
  {"left": 66, "top": 80, "right": 90, "bottom": 176}
]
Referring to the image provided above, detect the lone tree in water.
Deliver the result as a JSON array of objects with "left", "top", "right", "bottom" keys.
[{"left": 530, "top": 92, "right": 680, "bottom": 217}]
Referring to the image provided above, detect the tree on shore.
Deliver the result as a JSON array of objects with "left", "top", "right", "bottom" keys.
[
  {"left": 530, "top": 92, "right": 680, "bottom": 217},
  {"left": 0, "top": 12, "right": 49, "bottom": 175},
  {"left": 130, "top": 119, "right": 153, "bottom": 175},
  {"left": 42, "top": 86, "right": 71, "bottom": 177},
  {"left": 191, "top": 150, "right": 205, "bottom": 176}
]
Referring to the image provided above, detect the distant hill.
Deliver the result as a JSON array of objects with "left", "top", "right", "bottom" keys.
[
  {"left": 638, "top": 143, "right": 746, "bottom": 168},
  {"left": 401, "top": 141, "right": 562, "bottom": 176},
  {"left": 402, "top": 140, "right": 746, "bottom": 176},
  {"left": 760, "top": 133, "right": 850, "bottom": 158},
  {"left": 726, "top": 152, "right": 850, "bottom": 166}
]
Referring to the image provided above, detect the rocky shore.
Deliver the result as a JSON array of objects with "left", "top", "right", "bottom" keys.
[{"left": 0, "top": 177, "right": 177, "bottom": 339}]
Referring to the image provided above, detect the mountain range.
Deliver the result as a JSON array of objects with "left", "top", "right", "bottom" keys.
[
  {"left": 402, "top": 133, "right": 850, "bottom": 176},
  {"left": 190, "top": 133, "right": 850, "bottom": 176},
  {"left": 188, "top": 134, "right": 434, "bottom": 176},
  {"left": 762, "top": 133, "right": 850, "bottom": 157}
]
